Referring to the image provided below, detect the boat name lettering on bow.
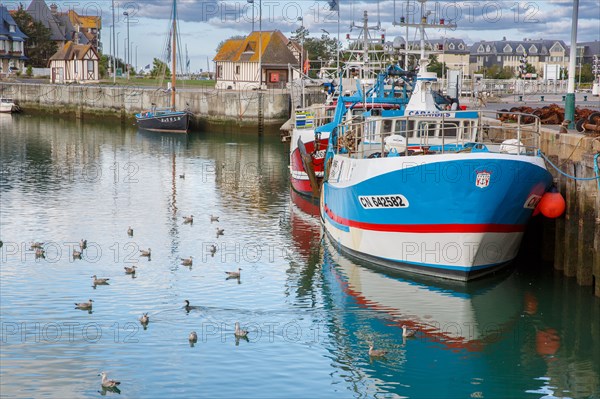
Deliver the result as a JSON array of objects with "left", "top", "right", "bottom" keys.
[
  {"left": 407, "top": 110, "right": 452, "bottom": 117},
  {"left": 160, "top": 117, "right": 182, "bottom": 123},
  {"left": 359, "top": 195, "right": 410, "bottom": 209}
]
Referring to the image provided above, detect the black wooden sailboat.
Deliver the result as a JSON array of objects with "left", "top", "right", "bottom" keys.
[{"left": 135, "top": 0, "right": 191, "bottom": 133}]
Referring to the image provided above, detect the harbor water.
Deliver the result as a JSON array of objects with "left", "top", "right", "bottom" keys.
[{"left": 1, "top": 114, "right": 599, "bottom": 399}]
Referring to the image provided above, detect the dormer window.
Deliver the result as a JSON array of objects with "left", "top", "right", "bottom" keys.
[
  {"left": 478, "top": 44, "right": 485, "bottom": 53},
  {"left": 9, "top": 25, "right": 16, "bottom": 33},
  {"left": 503, "top": 44, "right": 512, "bottom": 53},
  {"left": 486, "top": 45, "right": 491, "bottom": 52},
  {"left": 550, "top": 42, "right": 564, "bottom": 53},
  {"left": 243, "top": 41, "right": 256, "bottom": 53},
  {"left": 529, "top": 44, "right": 537, "bottom": 53},
  {"left": 458, "top": 43, "right": 464, "bottom": 50},
  {"left": 448, "top": 43, "right": 455, "bottom": 50},
  {"left": 516, "top": 44, "right": 526, "bottom": 54}
]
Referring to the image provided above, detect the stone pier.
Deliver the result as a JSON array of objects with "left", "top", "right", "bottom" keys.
[{"left": 540, "top": 130, "right": 600, "bottom": 296}]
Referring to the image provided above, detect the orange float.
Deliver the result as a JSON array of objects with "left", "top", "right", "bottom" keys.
[{"left": 538, "top": 186, "right": 566, "bottom": 219}]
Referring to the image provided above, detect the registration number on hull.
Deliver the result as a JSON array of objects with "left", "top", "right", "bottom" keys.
[{"left": 359, "top": 195, "right": 410, "bottom": 209}]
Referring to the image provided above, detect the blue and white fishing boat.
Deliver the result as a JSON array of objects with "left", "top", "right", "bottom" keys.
[{"left": 320, "top": 56, "right": 553, "bottom": 280}]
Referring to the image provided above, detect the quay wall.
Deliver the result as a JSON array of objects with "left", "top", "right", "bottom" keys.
[
  {"left": 539, "top": 129, "right": 600, "bottom": 297},
  {"left": 0, "top": 82, "right": 325, "bottom": 128}
]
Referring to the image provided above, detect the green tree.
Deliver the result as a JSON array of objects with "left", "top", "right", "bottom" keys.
[
  {"left": 150, "top": 58, "right": 171, "bottom": 79},
  {"left": 525, "top": 63, "right": 536, "bottom": 74},
  {"left": 291, "top": 27, "right": 339, "bottom": 76},
  {"left": 478, "top": 64, "right": 515, "bottom": 79},
  {"left": 98, "top": 55, "right": 125, "bottom": 78},
  {"left": 290, "top": 26, "right": 309, "bottom": 43},
  {"left": 12, "top": 5, "right": 57, "bottom": 67},
  {"left": 578, "top": 63, "right": 594, "bottom": 83},
  {"left": 428, "top": 55, "right": 447, "bottom": 77},
  {"left": 304, "top": 34, "right": 338, "bottom": 65},
  {"left": 215, "top": 35, "right": 246, "bottom": 53}
]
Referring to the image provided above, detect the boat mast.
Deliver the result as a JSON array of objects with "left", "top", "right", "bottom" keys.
[{"left": 171, "top": 0, "right": 177, "bottom": 111}]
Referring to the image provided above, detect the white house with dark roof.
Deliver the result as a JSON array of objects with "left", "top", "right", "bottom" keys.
[
  {"left": 0, "top": 4, "right": 28, "bottom": 76},
  {"left": 213, "top": 30, "right": 304, "bottom": 90},
  {"left": 48, "top": 40, "right": 98, "bottom": 83}
]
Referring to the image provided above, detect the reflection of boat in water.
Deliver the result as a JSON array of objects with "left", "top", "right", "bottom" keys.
[
  {"left": 289, "top": 189, "right": 321, "bottom": 258},
  {"left": 321, "top": 238, "right": 526, "bottom": 397},
  {"left": 323, "top": 237, "right": 522, "bottom": 350}
]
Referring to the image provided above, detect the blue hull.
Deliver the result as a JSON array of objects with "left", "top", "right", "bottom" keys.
[{"left": 321, "top": 153, "right": 553, "bottom": 280}]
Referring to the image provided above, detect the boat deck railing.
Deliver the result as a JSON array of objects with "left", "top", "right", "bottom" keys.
[
  {"left": 334, "top": 110, "right": 543, "bottom": 159},
  {"left": 294, "top": 104, "right": 337, "bottom": 130}
]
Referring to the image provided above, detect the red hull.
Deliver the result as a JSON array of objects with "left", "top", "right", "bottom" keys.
[{"left": 290, "top": 137, "right": 328, "bottom": 197}]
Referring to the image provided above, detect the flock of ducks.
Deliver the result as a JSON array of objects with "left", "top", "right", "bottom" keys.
[
  {"left": 47, "top": 212, "right": 249, "bottom": 391},
  {"left": 31, "top": 205, "right": 418, "bottom": 391}
]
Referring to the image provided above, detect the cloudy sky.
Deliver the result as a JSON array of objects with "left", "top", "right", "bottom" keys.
[{"left": 6, "top": 0, "right": 599, "bottom": 72}]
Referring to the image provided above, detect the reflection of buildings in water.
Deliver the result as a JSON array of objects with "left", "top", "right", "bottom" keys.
[{"left": 212, "top": 142, "right": 287, "bottom": 211}]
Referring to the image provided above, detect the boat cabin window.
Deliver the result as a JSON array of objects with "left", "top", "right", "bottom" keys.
[
  {"left": 417, "top": 122, "right": 437, "bottom": 137},
  {"left": 352, "top": 108, "right": 366, "bottom": 117},
  {"left": 441, "top": 123, "right": 458, "bottom": 138},
  {"left": 393, "top": 120, "right": 406, "bottom": 135},
  {"left": 382, "top": 119, "right": 393, "bottom": 133}
]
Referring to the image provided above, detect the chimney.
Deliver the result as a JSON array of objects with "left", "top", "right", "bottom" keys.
[
  {"left": 74, "top": 24, "right": 80, "bottom": 45},
  {"left": 50, "top": 3, "right": 58, "bottom": 15},
  {"left": 503, "top": 36, "right": 506, "bottom": 41}
]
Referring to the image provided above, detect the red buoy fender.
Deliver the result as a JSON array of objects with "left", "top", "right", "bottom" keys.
[{"left": 539, "top": 186, "right": 566, "bottom": 219}]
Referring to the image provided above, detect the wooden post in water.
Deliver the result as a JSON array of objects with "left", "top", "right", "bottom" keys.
[
  {"left": 576, "top": 159, "right": 594, "bottom": 287},
  {"left": 564, "top": 161, "right": 579, "bottom": 277},
  {"left": 553, "top": 155, "right": 566, "bottom": 272},
  {"left": 594, "top": 185, "right": 600, "bottom": 297}
]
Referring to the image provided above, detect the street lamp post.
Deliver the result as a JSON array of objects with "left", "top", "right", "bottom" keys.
[
  {"left": 111, "top": 0, "right": 116, "bottom": 83},
  {"left": 247, "top": 0, "right": 254, "bottom": 32},
  {"left": 298, "top": 16, "right": 305, "bottom": 107},
  {"left": 258, "top": 0, "right": 262, "bottom": 89},
  {"left": 298, "top": 16, "right": 304, "bottom": 75},
  {"left": 130, "top": 41, "right": 134, "bottom": 77},
  {"left": 123, "top": 11, "right": 130, "bottom": 79},
  {"left": 565, "top": 0, "right": 579, "bottom": 129},
  {"left": 116, "top": 31, "right": 120, "bottom": 76},
  {"left": 123, "top": 38, "right": 127, "bottom": 77}
]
